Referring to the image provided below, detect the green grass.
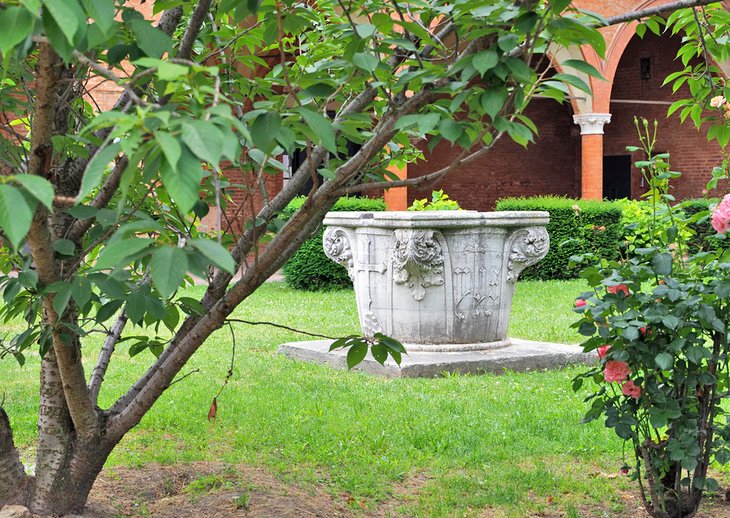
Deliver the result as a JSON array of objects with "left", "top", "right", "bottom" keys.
[{"left": 1, "top": 279, "right": 645, "bottom": 516}]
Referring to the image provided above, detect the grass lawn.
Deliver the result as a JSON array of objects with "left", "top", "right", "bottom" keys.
[{"left": 0, "top": 279, "right": 680, "bottom": 516}]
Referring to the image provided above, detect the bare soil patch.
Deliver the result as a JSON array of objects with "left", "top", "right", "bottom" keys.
[
  {"left": 66, "top": 462, "right": 730, "bottom": 517},
  {"left": 82, "top": 462, "right": 352, "bottom": 517}
]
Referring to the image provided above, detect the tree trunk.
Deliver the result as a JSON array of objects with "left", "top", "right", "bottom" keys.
[{"left": 0, "top": 407, "right": 29, "bottom": 507}]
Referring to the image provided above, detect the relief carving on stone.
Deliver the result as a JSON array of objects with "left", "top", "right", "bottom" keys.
[
  {"left": 506, "top": 227, "right": 549, "bottom": 284},
  {"left": 391, "top": 229, "right": 445, "bottom": 301},
  {"left": 323, "top": 228, "right": 354, "bottom": 279}
]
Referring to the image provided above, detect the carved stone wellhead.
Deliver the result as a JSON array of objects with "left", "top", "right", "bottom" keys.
[{"left": 323, "top": 211, "right": 549, "bottom": 351}]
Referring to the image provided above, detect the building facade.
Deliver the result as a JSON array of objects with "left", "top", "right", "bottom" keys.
[{"left": 389, "top": 0, "right": 727, "bottom": 211}]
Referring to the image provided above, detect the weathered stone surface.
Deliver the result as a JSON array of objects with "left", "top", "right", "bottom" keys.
[
  {"left": 278, "top": 339, "right": 595, "bottom": 378},
  {"left": 323, "top": 211, "right": 549, "bottom": 349},
  {"left": 0, "top": 505, "right": 32, "bottom": 518}
]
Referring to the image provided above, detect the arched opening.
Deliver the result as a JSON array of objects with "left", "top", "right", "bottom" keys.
[{"left": 604, "top": 31, "right": 723, "bottom": 200}]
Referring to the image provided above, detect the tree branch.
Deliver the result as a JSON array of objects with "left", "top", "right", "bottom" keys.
[
  {"left": 602, "top": 0, "right": 721, "bottom": 27},
  {"left": 178, "top": 0, "right": 215, "bottom": 60},
  {"left": 88, "top": 311, "right": 128, "bottom": 406},
  {"left": 26, "top": 43, "right": 98, "bottom": 438}
]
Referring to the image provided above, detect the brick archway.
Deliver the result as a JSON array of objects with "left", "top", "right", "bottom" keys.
[{"left": 570, "top": 0, "right": 680, "bottom": 199}]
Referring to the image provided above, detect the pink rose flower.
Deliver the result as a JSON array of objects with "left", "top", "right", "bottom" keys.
[
  {"left": 597, "top": 345, "right": 611, "bottom": 359},
  {"left": 575, "top": 298, "right": 586, "bottom": 307},
  {"left": 621, "top": 380, "right": 641, "bottom": 399},
  {"left": 607, "top": 284, "right": 629, "bottom": 297},
  {"left": 711, "top": 194, "right": 730, "bottom": 234},
  {"left": 604, "top": 360, "right": 631, "bottom": 383}
]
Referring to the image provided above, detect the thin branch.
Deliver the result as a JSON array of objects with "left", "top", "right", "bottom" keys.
[
  {"left": 88, "top": 311, "right": 128, "bottom": 406},
  {"left": 168, "top": 368, "right": 200, "bottom": 387},
  {"left": 225, "top": 318, "right": 338, "bottom": 340},
  {"left": 72, "top": 50, "right": 145, "bottom": 106}
]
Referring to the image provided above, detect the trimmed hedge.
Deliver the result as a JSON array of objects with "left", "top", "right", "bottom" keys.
[
  {"left": 496, "top": 196, "right": 624, "bottom": 280},
  {"left": 282, "top": 196, "right": 386, "bottom": 291}
]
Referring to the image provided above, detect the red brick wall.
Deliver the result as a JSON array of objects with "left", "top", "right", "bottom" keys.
[{"left": 407, "top": 96, "right": 581, "bottom": 210}]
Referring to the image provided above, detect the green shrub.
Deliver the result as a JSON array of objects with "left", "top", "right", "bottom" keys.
[
  {"left": 613, "top": 199, "right": 685, "bottom": 257},
  {"left": 282, "top": 196, "right": 386, "bottom": 291},
  {"left": 496, "top": 196, "right": 623, "bottom": 280},
  {"left": 615, "top": 198, "right": 726, "bottom": 258}
]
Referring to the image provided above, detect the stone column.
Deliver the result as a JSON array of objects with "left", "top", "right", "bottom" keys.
[{"left": 573, "top": 113, "right": 611, "bottom": 200}]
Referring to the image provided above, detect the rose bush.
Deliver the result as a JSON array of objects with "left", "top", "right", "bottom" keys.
[{"left": 572, "top": 119, "right": 730, "bottom": 518}]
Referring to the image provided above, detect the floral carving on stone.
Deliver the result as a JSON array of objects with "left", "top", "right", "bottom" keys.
[
  {"left": 391, "top": 229, "right": 445, "bottom": 301},
  {"left": 506, "top": 227, "right": 549, "bottom": 284},
  {"left": 323, "top": 228, "right": 354, "bottom": 279}
]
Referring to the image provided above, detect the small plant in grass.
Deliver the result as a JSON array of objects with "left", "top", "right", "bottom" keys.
[
  {"left": 234, "top": 492, "right": 251, "bottom": 510},
  {"left": 408, "top": 189, "right": 461, "bottom": 211},
  {"left": 572, "top": 119, "right": 730, "bottom": 518}
]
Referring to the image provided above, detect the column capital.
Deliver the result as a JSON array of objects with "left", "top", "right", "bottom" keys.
[{"left": 573, "top": 113, "right": 612, "bottom": 135}]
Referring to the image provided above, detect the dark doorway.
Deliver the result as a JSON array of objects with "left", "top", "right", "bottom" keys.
[{"left": 603, "top": 155, "right": 632, "bottom": 200}]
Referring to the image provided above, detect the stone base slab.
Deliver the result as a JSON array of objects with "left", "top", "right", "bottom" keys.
[{"left": 277, "top": 338, "right": 596, "bottom": 378}]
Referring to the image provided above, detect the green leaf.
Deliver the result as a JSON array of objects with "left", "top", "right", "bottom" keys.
[
  {"left": 79, "top": 142, "right": 120, "bottom": 200},
  {"left": 41, "top": 0, "right": 83, "bottom": 46},
  {"left": 352, "top": 52, "right": 378, "bottom": 72},
  {"left": 181, "top": 120, "right": 223, "bottom": 165},
  {"left": 151, "top": 246, "right": 188, "bottom": 299},
  {"left": 15, "top": 174, "right": 54, "bottom": 209},
  {"left": 70, "top": 278, "right": 92, "bottom": 308},
  {"left": 157, "top": 61, "right": 188, "bottom": 81},
  {"left": 480, "top": 88, "right": 508, "bottom": 119},
  {"left": 560, "top": 59, "right": 604, "bottom": 79},
  {"left": 0, "top": 6, "right": 35, "bottom": 56},
  {"left": 371, "top": 343, "right": 387, "bottom": 365},
  {"left": 42, "top": 8, "right": 73, "bottom": 62},
  {"left": 552, "top": 73, "right": 592, "bottom": 94},
  {"left": 473, "top": 50, "right": 498, "bottom": 76},
  {"left": 96, "top": 299, "right": 124, "bottom": 322},
  {"left": 346, "top": 342, "right": 368, "bottom": 369},
  {"left": 652, "top": 252, "right": 673, "bottom": 276},
  {"left": 52, "top": 239, "right": 75, "bottom": 256},
  {"left": 155, "top": 131, "right": 181, "bottom": 169},
  {"left": 439, "top": 119, "right": 462, "bottom": 143},
  {"left": 355, "top": 23, "right": 376, "bottom": 38},
  {"left": 0, "top": 185, "right": 34, "bottom": 248},
  {"left": 505, "top": 57, "right": 532, "bottom": 83},
  {"left": 125, "top": 290, "right": 147, "bottom": 324},
  {"left": 251, "top": 111, "right": 281, "bottom": 153},
  {"left": 159, "top": 148, "right": 206, "bottom": 214},
  {"left": 81, "top": 0, "right": 115, "bottom": 37},
  {"left": 549, "top": 0, "right": 572, "bottom": 12},
  {"left": 296, "top": 108, "right": 337, "bottom": 154},
  {"left": 94, "top": 238, "right": 153, "bottom": 270},
  {"left": 655, "top": 352, "right": 673, "bottom": 370},
  {"left": 191, "top": 239, "right": 236, "bottom": 274},
  {"left": 51, "top": 283, "right": 72, "bottom": 316},
  {"left": 662, "top": 315, "right": 680, "bottom": 330},
  {"left": 128, "top": 18, "right": 172, "bottom": 58}
]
